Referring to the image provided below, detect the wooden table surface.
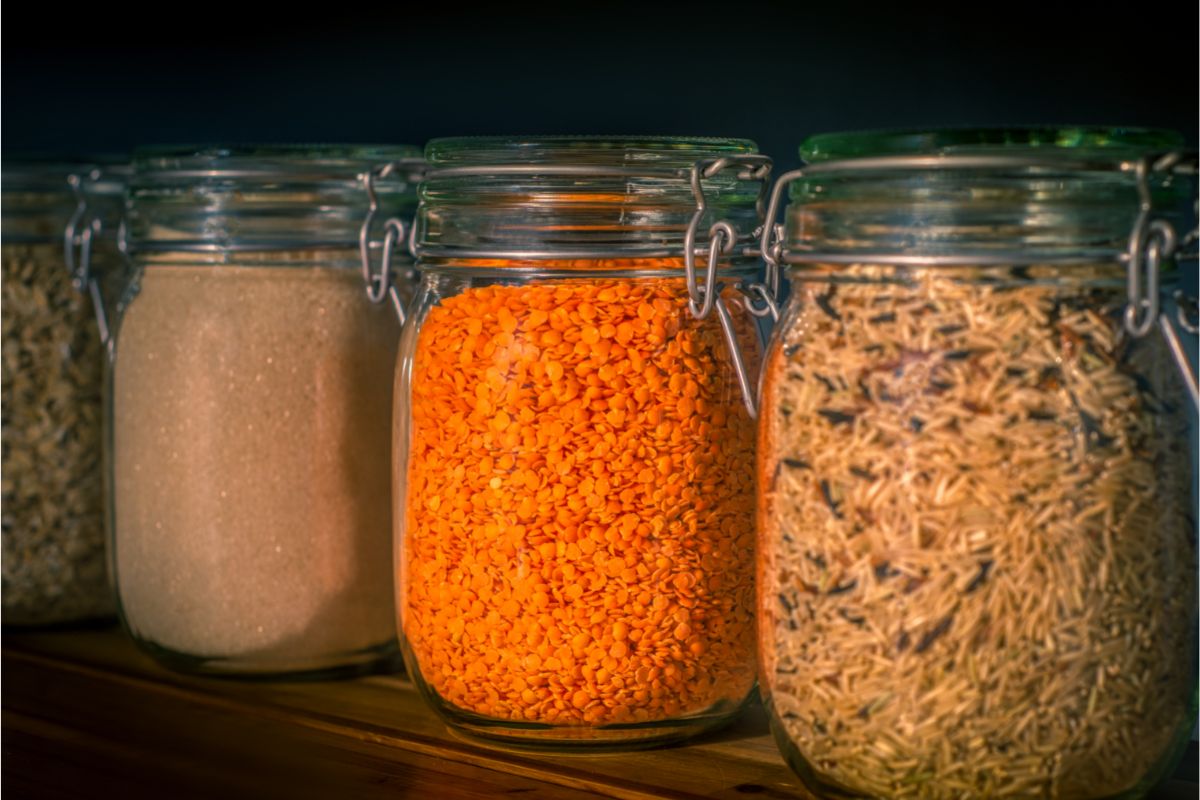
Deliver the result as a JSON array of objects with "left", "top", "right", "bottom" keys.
[{"left": 2, "top": 626, "right": 1196, "bottom": 799}]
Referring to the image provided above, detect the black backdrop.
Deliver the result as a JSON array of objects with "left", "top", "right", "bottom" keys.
[{"left": 4, "top": 3, "right": 1197, "bottom": 169}]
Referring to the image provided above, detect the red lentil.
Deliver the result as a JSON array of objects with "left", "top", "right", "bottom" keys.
[{"left": 401, "top": 274, "right": 757, "bottom": 726}]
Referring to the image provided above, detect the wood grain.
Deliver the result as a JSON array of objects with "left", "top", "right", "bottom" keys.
[{"left": 2, "top": 628, "right": 1194, "bottom": 799}]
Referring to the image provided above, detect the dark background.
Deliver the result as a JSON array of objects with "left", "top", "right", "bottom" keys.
[
  {"left": 4, "top": 3, "right": 1197, "bottom": 169},
  {"left": 4, "top": 0, "right": 1199, "bottom": 741}
]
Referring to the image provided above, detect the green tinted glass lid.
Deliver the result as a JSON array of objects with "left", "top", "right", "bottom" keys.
[
  {"left": 779, "top": 126, "right": 1194, "bottom": 265},
  {"left": 800, "top": 126, "right": 1186, "bottom": 162}
]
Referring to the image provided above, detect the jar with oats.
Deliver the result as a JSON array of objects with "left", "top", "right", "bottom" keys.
[
  {"left": 393, "top": 137, "right": 772, "bottom": 747},
  {"left": 111, "top": 145, "right": 421, "bottom": 676},
  {"left": 2, "top": 159, "right": 126, "bottom": 626},
  {"left": 756, "top": 127, "right": 1198, "bottom": 799}
]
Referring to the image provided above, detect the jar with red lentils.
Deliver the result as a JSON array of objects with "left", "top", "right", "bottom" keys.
[{"left": 389, "top": 137, "right": 773, "bottom": 747}]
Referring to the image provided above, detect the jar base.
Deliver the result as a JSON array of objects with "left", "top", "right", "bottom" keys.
[
  {"left": 763, "top": 697, "right": 1195, "bottom": 800},
  {"left": 423, "top": 683, "right": 750, "bottom": 752},
  {"left": 131, "top": 637, "right": 403, "bottom": 681}
]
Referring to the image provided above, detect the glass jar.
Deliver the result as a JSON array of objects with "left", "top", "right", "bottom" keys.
[
  {"left": 111, "top": 145, "right": 421, "bottom": 676},
  {"left": 756, "top": 128, "right": 1198, "bottom": 799},
  {"left": 2, "top": 159, "right": 125, "bottom": 626},
  {"left": 394, "top": 136, "right": 772, "bottom": 747}
]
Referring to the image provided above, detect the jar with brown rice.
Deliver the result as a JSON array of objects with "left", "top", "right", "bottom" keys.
[
  {"left": 756, "top": 128, "right": 1198, "bottom": 799},
  {"left": 111, "top": 146, "right": 420, "bottom": 676},
  {"left": 2, "top": 160, "right": 126, "bottom": 626}
]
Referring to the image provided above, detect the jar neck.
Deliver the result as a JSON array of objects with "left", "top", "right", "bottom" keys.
[
  {"left": 416, "top": 257, "right": 760, "bottom": 280},
  {"left": 127, "top": 146, "right": 420, "bottom": 254},
  {"left": 2, "top": 189, "right": 75, "bottom": 243},
  {"left": 133, "top": 247, "right": 377, "bottom": 268},
  {"left": 784, "top": 165, "right": 1192, "bottom": 265},
  {"left": 415, "top": 178, "right": 764, "bottom": 260},
  {"left": 2, "top": 167, "right": 125, "bottom": 245},
  {"left": 783, "top": 128, "right": 1194, "bottom": 267},
  {"left": 414, "top": 137, "right": 769, "bottom": 263},
  {"left": 783, "top": 261, "right": 1175, "bottom": 289}
]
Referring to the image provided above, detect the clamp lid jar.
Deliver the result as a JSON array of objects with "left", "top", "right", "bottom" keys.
[
  {"left": 756, "top": 127, "right": 1197, "bottom": 799},
  {"left": 393, "top": 136, "right": 771, "bottom": 747},
  {"left": 110, "top": 144, "right": 420, "bottom": 677}
]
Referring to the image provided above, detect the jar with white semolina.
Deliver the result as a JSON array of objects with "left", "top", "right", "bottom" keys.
[{"left": 111, "top": 145, "right": 421, "bottom": 676}]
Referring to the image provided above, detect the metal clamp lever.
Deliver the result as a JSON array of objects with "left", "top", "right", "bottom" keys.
[
  {"left": 757, "top": 167, "right": 808, "bottom": 313},
  {"left": 358, "top": 159, "right": 425, "bottom": 325},
  {"left": 63, "top": 170, "right": 112, "bottom": 346},
  {"left": 740, "top": 281, "right": 780, "bottom": 322},
  {"left": 684, "top": 155, "right": 774, "bottom": 419},
  {"left": 1124, "top": 152, "right": 1199, "bottom": 409}
]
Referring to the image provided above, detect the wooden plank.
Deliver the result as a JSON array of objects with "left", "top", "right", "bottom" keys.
[
  {"left": 2, "top": 629, "right": 813, "bottom": 799},
  {"left": 2, "top": 633, "right": 816, "bottom": 800},
  {"left": 1, "top": 651, "right": 612, "bottom": 799},
  {"left": 2, "top": 629, "right": 1195, "bottom": 799}
]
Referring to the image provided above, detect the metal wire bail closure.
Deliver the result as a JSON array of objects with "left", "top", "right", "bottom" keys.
[
  {"left": 1176, "top": 290, "right": 1199, "bottom": 334},
  {"left": 1124, "top": 157, "right": 1168, "bottom": 338},
  {"left": 758, "top": 166, "right": 805, "bottom": 316},
  {"left": 63, "top": 169, "right": 112, "bottom": 346},
  {"left": 683, "top": 155, "right": 773, "bottom": 420},
  {"left": 359, "top": 160, "right": 423, "bottom": 325},
  {"left": 1122, "top": 152, "right": 1199, "bottom": 408}
]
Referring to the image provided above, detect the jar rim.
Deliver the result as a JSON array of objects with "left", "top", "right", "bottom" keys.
[
  {"left": 415, "top": 137, "right": 767, "bottom": 261},
  {"left": 800, "top": 126, "right": 1187, "bottom": 163},
  {"left": 132, "top": 143, "right": 423, "bottom": 181},
  {"left": 3, "top": 156, "right": 130, "bottom": 193},
  {"left": 782, "top": 127, "right": 1195, "bottom": 267},
  {"left": 126, "top": 144, "right": 421, "bottom": 253},
  {"left": 426, "top": 136, "right": 758, "bottom": 167}
]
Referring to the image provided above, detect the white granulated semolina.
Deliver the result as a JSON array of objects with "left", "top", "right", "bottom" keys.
[{"left": 113, "top": 261, "right": 399, "bottom": 671}]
